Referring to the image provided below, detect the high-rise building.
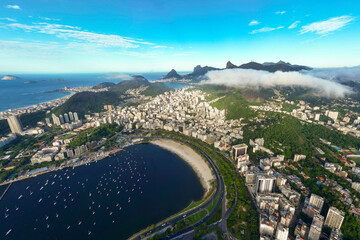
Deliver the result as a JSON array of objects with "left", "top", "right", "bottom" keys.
[
  {"left": 329, "top": 228, "right": 343, "bottom": 240},
  {"left": 52, "top": 114, "right": 61, "bottom": 126},
  {"left": 45, "top": 118, "right": 51, "bottom": 126},
  {"left": 59, "top": 115, "right": 64, "bottom": 124},
  {"left": 309, "top": 194, "right": 324, "bottom": 212},
  {"left": 325, "top": 207, "right": 345, "bottom": 230},
  {"left": 308, "top": 214, "right": 324, "bottom": 240},
  {"left": 51, "top": 113, "right": 56, "bottom": 123},
  {"left": 326, "top": 111, "right": 339, "bottom": 121},
  {"left": 74, "top": 112, "right": 79, "bottom": 121},
  {"left": 246, "top": 170, "right": 257, "bottom": 185},
  {"left": 275, "top": 223, "right": 289, "bottom": 240},
  {"left": 64, "top": 113, "right": 70, "bottom": 123},
  {"left": 305, "top": 194, "right": 325, "bottom": 218},
  {"left": 231, "top": 144, "right": 248, "bottom": 160},
  {"left": 255, "top": 174, "right": 276, "bottom": 194},
  {"left": 69, "top": 112, "right": 74, "bottom": 121},
  {"left": 7, "top": 115, "right": 23, "bottom": 134}
]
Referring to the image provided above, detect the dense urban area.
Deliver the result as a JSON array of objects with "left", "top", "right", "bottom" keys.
[{"left": 1, "top": 79, "right": 360, "bottom": 240}]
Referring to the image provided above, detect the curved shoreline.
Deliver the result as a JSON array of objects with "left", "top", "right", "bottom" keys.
[{"left": 150, "top": 139, "right": 213, "bottom": 193}]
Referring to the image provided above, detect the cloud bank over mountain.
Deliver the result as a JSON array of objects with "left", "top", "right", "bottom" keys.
[
  {"left": 105, "top": 73, "right": 133, "bottom": 80},
  {"left": 201, "top": 68, "right": 352, "bottom": 98},
  {"left": 305, "top": 66, "right": 360, "bottom": 82}
]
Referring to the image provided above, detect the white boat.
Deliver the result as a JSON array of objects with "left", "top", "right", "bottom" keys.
[
  {"left": 5, "top": 229, "right": 12, "bottom": 236},
  {"left": 39, "top": 198, "right": 42, "bottom": 203},
  {"left": 18, "top": 195, "right": 23, "bottom": 200}
]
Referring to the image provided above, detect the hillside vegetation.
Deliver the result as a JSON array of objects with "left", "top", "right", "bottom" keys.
[
  {"left": 0, "top": 119, "right": 10, "bottom": 137},
  {"left": 198, "top": 85, "right": 273, "bottom": 120},
  {"left": 141, "top": 82, "right": 172, "bottom": 97},
  {"left": 52, "top": 91, "right": 122, "bottom": 118},
  {"left": 68, "top": 123, "right": 122, "bottom": 148},
  {"left": 242, "top": 113, "right": 360, "bottom": 158}
]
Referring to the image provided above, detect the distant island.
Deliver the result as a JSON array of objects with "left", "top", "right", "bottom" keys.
[
  {"left": 24, "top": 78, "right": 69, "bottom": 84},
  {"left": 1, "top": 75, "right": 20, "bottom": 80},
  {"left": 24, "top": 81, "right": 37, "bottom": 84}
]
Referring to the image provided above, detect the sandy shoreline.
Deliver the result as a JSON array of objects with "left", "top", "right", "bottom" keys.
[{"left": 150, "top": 139, "right": 213, "bottom": 192}]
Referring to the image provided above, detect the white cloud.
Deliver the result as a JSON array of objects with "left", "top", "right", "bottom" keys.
[
  {"left": 172, "top": 51, "right": 196, "bottom": 56},
  {"left": 152, "top": 45, "right": 168, "bottom": 48},
  {"left": 249, "top": 20, "right": 260, "bottom": 26},
  {"left": 300, "top": 16, "right": 355, "bottom": 35},
  {"left": 7, "top": 22, "right": 156, "bottom": 48},
  {"left": 288, "top": 21, "right": 300, "bottom": 29},
  {"left": 276, "top": 11, "right": 286, "bottom": 15},
  {"left": 6, "top": 5, "right": 21, "bottom": 10},
  {"left": 250, "top": 26, "right": 283, "bottom": 34},
  {"left": 0, "top": 40, "right": 65, "bottom": 58},
  {"left": 105, "top": 73, "right": 133, "bottom": 80},
  {"left": 201, "top": 69, "right": 352, "bottom": 98},
  {"left": 39, "top": 17, "right": 60, "bottom": 21},
  {"left": 0, "top": 17, "right": 17, "bottom": 22},
  {"left": 305, "top": 66, "right": 360, "bottom": 82}
]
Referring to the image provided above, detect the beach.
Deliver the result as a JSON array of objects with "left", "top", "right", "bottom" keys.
[{"left": 150, "top": 139, "right": 214, "bottom": 192}]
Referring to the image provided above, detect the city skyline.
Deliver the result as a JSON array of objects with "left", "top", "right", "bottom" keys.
[{"left": 0, "top": 0, "right": 359, "bottom": 73}]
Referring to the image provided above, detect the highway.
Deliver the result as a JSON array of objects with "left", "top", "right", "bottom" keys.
[{"left": 132, "top": 136, "right": 226, "bottom": 240}]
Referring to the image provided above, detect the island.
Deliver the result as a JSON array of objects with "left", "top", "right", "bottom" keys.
[{"left": 1, "top": 75, "right": 20, "bottom": 80}]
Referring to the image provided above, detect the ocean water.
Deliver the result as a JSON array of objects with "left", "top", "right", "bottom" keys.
[
  {"left": 0, "top": 143, "right": 204, "bottom": 240},
  {"left": 0, "top": 73, "right": 188, "bottom": 112}
]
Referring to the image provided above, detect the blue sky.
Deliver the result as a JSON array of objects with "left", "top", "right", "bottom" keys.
[{"left": 0, "top": 0, "right": 359, "bottom": 73}]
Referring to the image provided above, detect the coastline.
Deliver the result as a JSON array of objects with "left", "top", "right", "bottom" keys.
[
  {"left": 150, "top": 139, "right": 213, "bottom": 193},
  {"left": 0, "top": 91, "right": 74, "bottom": 115}
]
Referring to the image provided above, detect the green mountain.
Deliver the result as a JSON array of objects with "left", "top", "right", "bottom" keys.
[
  {"left": 109, "top": 75, "right": 172, "bottom": 96},
  {"left": 161, "top": 61, "right": 311, "bottom": 83},
  {"left": 52, "top": 91, "right": 122, "bottom": 118},
  {"left": 237, "top": 60, "right": 311, "bottom": 72},
  {"left": 161, "top": 69, "right": 182, "bottom": 80},
  {"left": 141, "top": 82, "right": 172, "bottom": 97},
  {"left": 92, "top": 82, "right": 116, "bottom": 89},
  {"left": 109, "top": 75, "right": 150, "bottom": 93},
  {"left": 52, "top": 76, "right": 171, "bottom": 117}
]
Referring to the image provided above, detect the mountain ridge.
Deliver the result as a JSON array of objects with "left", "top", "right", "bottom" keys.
[{"left": 161, "top": 60, "right": 312, "bottom": 83}]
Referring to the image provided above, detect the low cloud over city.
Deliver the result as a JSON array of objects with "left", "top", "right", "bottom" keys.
[{"left": 202, "top": 68, "right": 353, "bottom": 98}]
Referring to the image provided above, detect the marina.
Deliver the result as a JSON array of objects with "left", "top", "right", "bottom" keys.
[{"left": 0, "top": 143, "right": 204, "bottom": 239}]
